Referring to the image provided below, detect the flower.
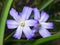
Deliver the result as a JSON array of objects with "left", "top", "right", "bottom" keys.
[
  {"left": 7, "top": 6, "right": 37, "bottom": 40},
  {"left": 33, "top": 8, "right": 53, "bottom": 38}
]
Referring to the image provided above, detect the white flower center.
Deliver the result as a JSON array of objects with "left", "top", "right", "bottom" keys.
[{"left": 20, "top": 21, "right": 25, "bottom": 27}]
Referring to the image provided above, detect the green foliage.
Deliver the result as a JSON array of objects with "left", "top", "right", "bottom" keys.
[
  {"left": 33, "top": 32, "right": 60, "bottom": 45},
  {"left": 38, "top": 0, "right": 54, "bottom": 11},
  {"left": 0, "top": 0, "right": 13, "bottom": 45},
  {"left": 0, "top": 0, "right": 60, "bottom": 45}
]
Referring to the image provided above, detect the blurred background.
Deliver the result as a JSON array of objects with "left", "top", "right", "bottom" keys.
[{"left": 0, "top": 0, "right": 60, "bottom": 45}]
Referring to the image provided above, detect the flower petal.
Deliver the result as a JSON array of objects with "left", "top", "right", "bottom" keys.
[
  {"left": 13, "top": 26, "right": 23, "bottom": 39},
  {"left": 39, "top": 11, "right": 49, "bottom": 22},
  {"left": 32, "top": 28, "right": 36, "bottom": 33},
  {"left": 39, "top": 28, "right": 51, "bottom": 38},
  {"left": 10, "top": 8, "right": 20, "bottom": 22},
  {"left": 21, "top": 6, "right": 33, "bottom": 20},
  {"left": 7, "top": 20, "right": 18, "bottom": 29},
  {"left": 33, "top": 8, "right": 40, "bottom": 20},
  {"left": 41, "top": 22, "right": 53, "bottom": 29},
  {"left": 23, "top": 26, "right": 34, "bottom": 40},
  {"left": 25, "top": 19, "right": 38, "bottom": 26}
]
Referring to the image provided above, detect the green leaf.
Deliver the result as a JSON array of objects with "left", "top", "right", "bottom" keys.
[
  {"left": 38, "top": 0, "right": 54, "bottom": 11},
  {"left": 5, "top": 31, "right": 15, "bottom": 41},
  {"left": 5, "top": 39, "right": 32, "bottom": 43},
  {"left": 0, "top": 0, "right": 13, "bottom": 45},
  {"left": 33, "top": 32, "right": 60, "bottom": 45}
]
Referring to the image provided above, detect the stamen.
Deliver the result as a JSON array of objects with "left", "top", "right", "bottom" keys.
[
  {"left": 20, "top": 21, "right": 25, "bottom": 26},
  {"left": 38, "top": 23, "right": 41, "bottom": 27}
]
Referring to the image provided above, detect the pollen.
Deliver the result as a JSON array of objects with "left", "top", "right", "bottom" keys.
[
  {"left": 20, "top": 21, "right": 25, "bottom": 26},
  {"left": 38, "top": 23, "right": 41, "bottom": 27}
]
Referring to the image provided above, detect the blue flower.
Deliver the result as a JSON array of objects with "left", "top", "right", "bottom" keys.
[
  {"left": 33, "top": 8, "right": 53, "bottom": 38},
  {"left": 7, "top": 6, "right": 37, "bottom": 40}
]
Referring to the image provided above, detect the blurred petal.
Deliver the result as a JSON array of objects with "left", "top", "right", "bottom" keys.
[
  {"left": 33, "top": 8, "right": 40, "bottom": 20},
  {"left": 39, "top": 28, "right": 51, "bottom": 38},
  {"left": 41, "top": 22, "right": 53, "bottom": 29},
  {"left": 13, "top": 26, "right": 22, "bottom": 39},
  {"left": 23, "top": 26, "right": 34, "bottom": 40},
  {"left": 25, "top": 19, "right": 38, "bottom": 26},
  {"left": 10, "top": 8, "right": 20, "bottom": 21},
  {"left": 39, "top": 11, "right": 49, "bottom": 22},
  {"left": 21, "top": 6, "right": 33, "bottom": 20},
  {"left": 19, "top": 12, "right": 22, "bottom": 17},
  {"left": 7, "top": 20, "right": 18, "bottom": 29},
  {"left": 32, "top": 28, "right": 36, "bottom": 33}
]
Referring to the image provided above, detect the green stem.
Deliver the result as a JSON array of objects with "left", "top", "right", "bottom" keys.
[
  {"left": 5, "top": 31, "right": 15, "bottom": 41},
  {"left": 39, "top": 0, "right": 54, "bottom": 11},
  {"left": 5, "top": 39, "right": 31, "bottom": 43},
  {"left": 0, "top": 0, "right": 13, "bottom": 45},
  {"left": 33, "top": 32, "right": 60, "bottom": 45}
]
